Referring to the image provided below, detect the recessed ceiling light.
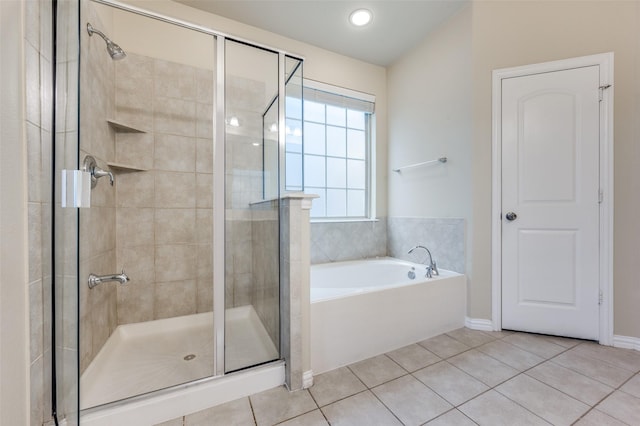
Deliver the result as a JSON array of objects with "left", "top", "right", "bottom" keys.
[{"left": 349, "top": 9, "right": 372, "bottom": 27}]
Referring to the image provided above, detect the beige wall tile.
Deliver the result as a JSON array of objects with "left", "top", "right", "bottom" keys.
[
  {"left": 116, "top": 133, "right": 154, "bottom": 170},
  {"left": 196, "top": 138, "right": 213, "bottom": 173},
  {"left": 154, "top": 59, "right": 196, "bottom": 101},
  {"left": 154, "top": 96, "right": 196, "bottom": 137},
  {"left": 116, "top": 207, "right": 154, "bottom": 247},
  {"left": 154, "top": 134, "right": 196, "bottom": 172},
  {"left": 196, "top": 173, "right": 213, "bottom": 208},
  {"left": 155, "top": 280, "right": 197, "bottom": 319},
  {"left": 155, "top": 208, "right": 196, "bottom": 244},
  {"left": 155, "top": 171, "right": 195, "bottom": 208},
  {"left": 116, "top": 171, "right": 155, "bottom": 208},
  {"left": 155, "top": 244, "right": 196, "bottom": 282}
]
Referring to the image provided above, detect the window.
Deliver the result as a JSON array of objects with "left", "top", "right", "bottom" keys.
[{"left": 285, "top": 80, "right": 375, "bottom": 219}]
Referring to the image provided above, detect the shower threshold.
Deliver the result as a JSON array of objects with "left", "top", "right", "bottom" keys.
[{"left": 80, "top": 305, "right": 278, "bottom": 410}]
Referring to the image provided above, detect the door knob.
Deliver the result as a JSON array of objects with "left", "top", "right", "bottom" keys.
[{"left": 505, "top": 212, "right": 518, "bottom": 221}]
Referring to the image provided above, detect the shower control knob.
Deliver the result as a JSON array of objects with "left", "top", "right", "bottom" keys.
[{"left": 505, "top": 212, "right": 518, "bottom": 221}]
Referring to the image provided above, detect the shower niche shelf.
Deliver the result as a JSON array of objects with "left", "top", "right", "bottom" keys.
[
  {"left": 107, "top": 119, "right": 146, "bottom": 133},
  {"left": 107, "top": 162, "right": 147, "bottom": 172}
]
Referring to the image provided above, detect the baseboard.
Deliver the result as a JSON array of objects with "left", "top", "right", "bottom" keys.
[
  {"left": 465, "top": 317, "right": 494, "bottom": 332},
  {"left": 303, "top": 370, "right": 313, "bottom": 389},
  {"left": 613, "top": 335, "right": 640, "bottom": 351}
]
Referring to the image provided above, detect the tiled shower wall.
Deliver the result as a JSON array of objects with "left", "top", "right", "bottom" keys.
[
  {"left": 113, "top": 52, "right": 214, "bottom": 324},
  {"left": 26, "top": 1, "right": 53, "bottom": 423},
  {"left": 79, "top": 3, "right": 118, "bottom": 374},
  {"left": 310, "top": 217, "right": 465, "bottom": 273}
]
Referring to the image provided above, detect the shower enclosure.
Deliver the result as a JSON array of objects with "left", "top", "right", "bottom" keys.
[{"left": 53, "top": 0, "right": 303, "bottom": 423}]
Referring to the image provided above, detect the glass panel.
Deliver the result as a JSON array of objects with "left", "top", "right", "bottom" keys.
[
  {"left": 326, "top": 189, "right": 347, "bottom": 217},
  {"left": 263, "top": 102, "right": 279, "bottom": 199},
  {"left": 326, "top": 126, "right": 346, "bottom": 157},
  {"left": 347, "top": 129, "right": 366, "bottom": 159},
  {"left": 286, "top": 152, "right": 303, "bottom": 190},
  {"left": 326, "top": 105, "right": 346, "bottom": 126},
  {"left": 286, "top": 118, "right": 303, "bottom": 153},
  {"left": 304, "top": 122, "right": 325, "bottom": 155},
  {"left": 284, "top": 60, "right": 303, "bottom": 193},
  {"left": 304, "top": 155, "right": 326, "bottom": 187},
  {"left": 327, "top": 157, "right": 346, "bottom": 188},
  {"left": 225, "top": 39, "right": 280, "bottom": 373},
  {"left": 347, "top": 159, "right": 366, "bottom": 189},
  {"left": 304, "top": 100, "right": 325, "bottom": 123},
  {"left": 347, "top": 109, "right": 366, "bottom": 130},
  {"left": 347, "top": 190, "right": 366, "bottom": 216},
  {"left": 308, "top": 187, "right": 326, "bottom": 217},
  {"left": 285, "top": 95, "right": 302, "bottom": 120},
  {"left": 77, "top": 2, "right": 216, "bottom": 409}
]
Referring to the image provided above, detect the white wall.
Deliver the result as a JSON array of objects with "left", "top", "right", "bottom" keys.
[{"left": 0, "top": 0, "right": 30, "bottom": 424}]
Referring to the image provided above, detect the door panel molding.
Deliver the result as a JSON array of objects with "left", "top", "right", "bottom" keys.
[{"left": 491, "top": 52, "right": 614, "bottom": 344}]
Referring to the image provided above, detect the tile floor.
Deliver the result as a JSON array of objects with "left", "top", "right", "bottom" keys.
[{"left": 157, "top": 328, "right": 640, "bottom": 426}]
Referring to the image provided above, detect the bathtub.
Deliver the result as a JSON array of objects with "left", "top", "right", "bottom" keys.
[{"left": 310, "top": 257, "right": 466, "bottom": 374}]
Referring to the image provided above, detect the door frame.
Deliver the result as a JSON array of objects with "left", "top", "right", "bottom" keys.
[{"left": 491, "top": 53, "right": 614, "bottom": 345}]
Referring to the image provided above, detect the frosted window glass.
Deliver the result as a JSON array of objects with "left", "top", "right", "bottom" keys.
[
  {"left": 326, "top": 189, "right": 347, "bottom": 217},
  {"left": 327, "top": 157, "right": 346, "bottom": 188},
  {"left": 286, "top": 118, "right": 302, "bottom": 153},
  {"left": 308, "top": 188, "right": 326, "bottom": 217},
  {"left": 347, "top": 159, "right": 365, "bottom": 189},
  {"left": 304, "top": 100, "right": 325, "bottom": 123},
  {"left": 326, "top": 105, "right": 346, "bottom": 126},
  {"left": 347, "top": 109, "right": 365, "bottom": 130},
  {"left": 326, "top": 126, "right": 346, "bottom": 157},
  {"left": 285, "top": 153, "right": 302, "bottom": 189},
  {"left": 304, "top": 122, "right": 325, "bottom": 155},
  {"left": 304, "top": 155, "right": 325, "bottom": 187},
  {"left": 286, "top": 96, "right": 302, "bottom": 120},
  {"left": 347, "top": 129, "right": 365, "bottom": 159},
  {"left": 347, "top": 190, "right": 365, "bottom": 216}
]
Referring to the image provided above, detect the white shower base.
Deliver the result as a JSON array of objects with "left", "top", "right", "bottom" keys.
[{"left": 81, "top": 305, "right": 278, "bottom": 410}]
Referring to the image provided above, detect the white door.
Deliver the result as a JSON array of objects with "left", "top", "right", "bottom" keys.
[{"left": 501, "top": 65, "right": 600, "bottom": 340}]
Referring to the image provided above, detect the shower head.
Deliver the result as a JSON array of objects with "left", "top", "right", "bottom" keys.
[{"left": 87, "top": 23, "right": 126, "bottom": 60}]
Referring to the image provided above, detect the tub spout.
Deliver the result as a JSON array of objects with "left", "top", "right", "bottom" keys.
[
  {"left": 88, "top": 269, "right": 130, "bottom": 289},
  {"left": 408, "top": 245, "right": 439, "bottom": 278}
]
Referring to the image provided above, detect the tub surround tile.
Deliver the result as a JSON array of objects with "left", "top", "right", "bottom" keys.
[
  {"left": 250, "top": 386, "right": 317, "bottom": 426},
  {"left": 413, "top": 361, "right": 489, "bottom": 406},
  {"left": 386, "top": 344, "right": 441, "bottom": 373},
  {"left": 310, "top": 218, "right": 387, "bottom": 264},
  {"left": 309, "top": 366, "right": 367, "bottom": 407},
  {"left": 496, "top": 374, "right": 589, "bottom": 425},
  {"left": 372, "top": 375, "right": 452, "bottom": 425},
  {"left": 418, "top": 334, "right": 471, "bottom": 359},
  {"left": 349, "top": 354, "right": 407, "bottom": 388},
  {"left": 321, "top": 391, "right": 402, "bottom": 426}
]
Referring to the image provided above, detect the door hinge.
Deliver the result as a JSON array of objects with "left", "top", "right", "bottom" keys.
[
  {"left": 599, "top": 84, "right": 611, "bottom": 102},
  {"left": 599, "top": 289, "right": 603, "bottom": 305},
  {"left": 598, "top": 188, "right": 604, "bottom": 204}
]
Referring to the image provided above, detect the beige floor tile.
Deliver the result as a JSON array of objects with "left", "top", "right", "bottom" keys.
[
  {"left": 418, "top": 334, "right": 470, "bottom": 359},
  {"left": 553, "top": 351, "right": 635, "bottom": 388},
  {"left": 481, "top": 329, "right": 515, "bottom": 339},
  {"left": 386, "top": 343, "right": 441, "bottom": 372},
  {"left": 155, "top": 419, "right": 183, "bottom": 426},
  {"left": 502, "top": 333, "right": 566, "bottom": 359},
  {"left": 185, "top": 397, "right": 254, "bottom": 426},
  {"left": 446, "top": 328, "right": 496, "bottom": 348},
  {"left": 372, "top": 375, "right": 452, "bottom": 425},
  {"left": 596, "top": 390, "right": 640, "bottom": 425},
  {"left": 448, "top": 350, "right": 519, "bottom": 387},
  {"left": 278, "top": 410, "right": 328, "bottom": 426},
  {"left": 321, "top": 390, "right": 402, "bottom": 426},
  {"left": 425, "top": 409, "right": 477, "bottom": 425},
  {"left": 348, "top": 354, "right": 406, "bottom": 388},
  {"left": 620, "top": 373, "right": 640, "bottom": 398},
  {"left": 413, "top": 361, "right": 489, "bottom": 406},
  {"left": 308, "top": 366, "right": 366, "bottom": 407},
  {"left": 571, "top": 342, "right": 640, "bottom": 372},
  {"left": 476, "top": 340, "right": 545, "bottom": 371},
  {"left": 249, "top": 386, "right": 317, "bottom": 426},
  {"left": 574, "top": 409, "right": 629, "bottom": 426},
  {"left": 496, "top": 374, "right": 589, "bottom": 425},
  {"left": 539, "top": 335, "right": 583, "bottom": 349},
  {"left": 459, "top": 390, "right": 550, "bottom": 426},
  {"left": 526, "top": 361, "right": 614, "bottom": 405}
]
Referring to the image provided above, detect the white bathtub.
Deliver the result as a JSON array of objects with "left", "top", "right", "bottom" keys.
[{"left": 310, "top": 257, "right": 466, "bottom": 374}]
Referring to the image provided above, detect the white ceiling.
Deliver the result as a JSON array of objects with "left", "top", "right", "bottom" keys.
[{"left": 174, "top": 0, "right": 468, "bottom": 66}]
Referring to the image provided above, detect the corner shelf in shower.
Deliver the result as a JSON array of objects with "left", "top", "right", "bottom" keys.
[
  {"left": 107, "top": 119, "right": 147, "bottom": 133},
  {"left": 107, "top": 162, "right": 147, "bottom": 172}
]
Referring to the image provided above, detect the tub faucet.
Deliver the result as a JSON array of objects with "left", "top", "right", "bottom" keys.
[
  {"left": 408, "top": 245, "right": 439, "bottom": 278},
  {"left": 88, "top": 269, "right": 130, "bottom": 289}
]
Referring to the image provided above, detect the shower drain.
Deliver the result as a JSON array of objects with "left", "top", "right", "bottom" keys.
[{"left": 183, "top": 354, "right": 196, "bottom": 361}]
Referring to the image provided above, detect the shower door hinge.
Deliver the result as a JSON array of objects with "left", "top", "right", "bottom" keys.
[
  {"left": 598, "top": 289, "right": 603, "bottom": 305},
  {"left": 599, "top": 84, "right": 611, "bottom": 102},
  {"left": 598, "top": 188, "right": 604, "bottom": 204}
]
